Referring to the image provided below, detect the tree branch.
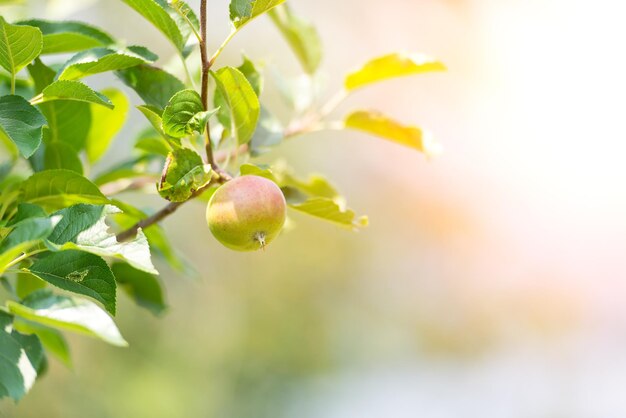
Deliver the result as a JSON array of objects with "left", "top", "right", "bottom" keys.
[
  {"left": 199, "top": 0, "right": 215, "bottom": 167},
  {"left": 116, "top": 201, "right": 182, "bottom": 242},
  {"left": 115, "top": 1, "right": 236, "bottom": 243},
  {"left": 115, "top": 171, "right": 231, "bottom": 242}
]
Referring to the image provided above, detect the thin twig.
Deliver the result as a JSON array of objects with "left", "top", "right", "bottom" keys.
[
  {"left": 115, "top": 171, "right": 231, "bottom": 242},
  {"left": 199, "top": 0, "right": 209, "bottom": 108},
  {"left": 100, "top": 175, "right": 158, "bottom": 196},
  {"left": 318, "top": 89, "right": 349, "bottom": 118},
  {"left": 116, "top": 200, "right": 182, "bottom": 242},
  {"left": 199, "top": 0, "right": 215, "bottom": 167},
  {"left": 115, "top": 0, "right": 234, "bottom": 242}
]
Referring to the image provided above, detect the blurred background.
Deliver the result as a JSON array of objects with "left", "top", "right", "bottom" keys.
[{"left": 2, "top": 0, "right": 626, "bottom": 416}]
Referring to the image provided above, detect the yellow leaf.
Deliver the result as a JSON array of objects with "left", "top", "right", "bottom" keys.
[
  {"left": 289, "top": 197, "right": 368, "bottom": 231},
  {"left": 344, "top": 110, "right": 442, "bottom": 157},
  {"left": 345, "top": 52, "right": 445, "bottom": 91}
]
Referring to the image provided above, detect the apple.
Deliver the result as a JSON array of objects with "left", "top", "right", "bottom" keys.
[{"left": 206, "top": 175, "right": 286, "bottom": 251}]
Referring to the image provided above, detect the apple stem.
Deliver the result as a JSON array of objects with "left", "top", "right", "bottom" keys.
[{"left": 255, "top": 232, "right": 267, "bottom": 250}]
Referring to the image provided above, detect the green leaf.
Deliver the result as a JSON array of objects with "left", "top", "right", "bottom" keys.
[
  {"left": 25, "top": 250, "right": 117, "bottom": 314},
  {"left": 92, "top": 155, "right": 157, "bottom": 187},
  {"left": 0, "top": 95, "right": 46, "bottom": 158},
  {"left": 0, "top": 311, "right": 44, "bottom": 401},
  {"left": 20, "top": 169, "right": 109, "bottom": 211},
  {"left": 213, "top": 57, "right": 261, "bottom": 130},
  {"left": 0, "top": 216, "right": 59, "bottom": 275},
  {"left": 249, "top": 107, "right": 283, "bottom": 156},
  {"left": 144, "top": 225, "right": 195, "bottom": 276},
  {"left": 111, "top": 203, "right": 195, "bottom": 276},
  {"left": 37, "top": 80, "right": 113, "bottom": 108},
  {"left": 344, "top": 110, "right": 442, "bottom": 156},
  {"left": 134, "top": 132, "right": 171, "bottom": 157},
  {"left": 111, "top": 262, "right": 166, "bottom": 316},
  {"left": 86, "top": 88, "right": 129, "bottom": 163},
  {"left": 280, "top": 173, "right": 339, "bottom": 203},
  {"left": 229, "top": 0, "right": 286, "bottom": 29},
  {"left": 8, "top": 289, "right": 127, "bottom": 346},
  {"left": 289, "top": 197, "right": 368, "bottom": 230},
  {"left": 17, "top": 19, "right": 114, "bottom": 55},
  {"left": 239, "top": 163, "right": 278, "bottom": 182},
  {"left": 27, "top": 58, "right": 54, "bottom": 94},
  {"left": 345, "top": 52, "right": 446, "bottom": 91},
  {"left": 12, "top": 321, "right": 71, "bottom": 368},
  {"left": 136, "top": 105, "right": 168, "bottom": 138},
  {"left": 0, "top": 17, "right": 43, "bottom": 77},
  {"left": 0, "top": 160, "right": 15, "bottom": 183},
  {"left": 48, "top": 204, "right": 157, "bottom": 275},
  {"left": 0, "top": 168, "right": 13, "bottom": 194},
  {"left": 162, "top": 89, "right": 216, "bottom": 138},
  {"left": 7, "top": 203, "right": 46, "bottom": 227},
  {"left": 126, "top": 45, "right": 159, "bottom": 62},
  {"left": 56, "top": 47, "right": 155, "bottom": 81},
  {"left": 158, "top": 148, "right": 212, "bottom": 202},
  {"left": 43, "top": 101, "right": 91, "bottom": 151},
  {"left": 240, "top": 163, "right": 339, "bottom": 204},
  {"left": 116, "top": 64, "right": 185, "bottom": 109},
  {"left": 47, "top": 204, "right": 104, "bottom": 244},
  {"left": 15, "top": 272, "right": 46, "bottom": 299},
  {"left": 269, "top": 4, "right": 322, "bottom": 74},
  {"left": 43, "top": 139, "right": 84, "bottom": 174},
  {"left": 28, "top": 59, "right": 92, "bottom": 152},
  {"left": 211, "top": 66, "right": 260, "bottom": 145},
  {"left": 168, "top": 0, "right": 199, "bottom": 55},
  {"left": 237, "top": 55, "right": 262, "bottom": 96},
  {"left": 120, "top": 0, "right": 186, "bottom": 52},
  {"left": 0, "top": 217, "right": 56, "bottom": 254}
]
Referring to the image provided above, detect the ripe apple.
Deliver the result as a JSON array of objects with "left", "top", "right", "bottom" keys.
[{"left": 206, "top": 175, "right": 286, "bottom": 251}]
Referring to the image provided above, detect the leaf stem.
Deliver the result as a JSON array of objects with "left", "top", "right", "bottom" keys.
[
  {"left": 29, "top": 93, "right": 43, "bottom": 105},
  {"left": 174, "top": 3, "right": 202, "bottom": 44},
  {"left": 283, "top": 121, "right": 343, "bottom": 140},
  {"left": 318, "top": 89, "right": 349, "bottom": 118},
  {"left": 99, "top": 175, "right": 158, "bottom": 196},
  {"left": 5, "top": 248, "right": 47, "bottom": 270},
  {"left": 208, "top": 29, "right": 237, "bottom": 68},
  {"left": 281, "top": 89, "right": 349, "bottom": 139},
  {"left": 10, "top": 73, "right": 15, "bottom": 95},
  {"left": 180, "top": 53, "right": 197, "bottom": 90}
]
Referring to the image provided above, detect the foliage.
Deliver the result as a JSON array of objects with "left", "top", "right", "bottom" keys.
[{"left": 0, "top": 0, "right": 444, "bottom": 402}]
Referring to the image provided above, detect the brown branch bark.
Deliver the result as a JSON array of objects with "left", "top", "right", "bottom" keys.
[
  {"left": 115, "top": 172, "right": 231, "bottom": 242},
  {"left": 116, "top": 201, "right": 182, "bottom": 242},
  {"left": 199, "top": 0, "right": 215, "bottom": 167}
]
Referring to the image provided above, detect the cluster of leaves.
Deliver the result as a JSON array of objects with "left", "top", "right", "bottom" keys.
[{"left": 0, "top": 0, "right": 444, "bottom": 402}]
